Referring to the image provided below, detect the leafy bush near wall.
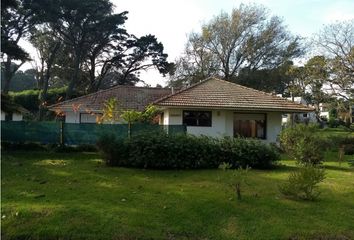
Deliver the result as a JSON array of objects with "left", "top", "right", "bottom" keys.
[
  {"left": 97, "top": 133, "right": 280, "bottom": 169},
  {"left": 280, "top": 124, "right": 324, "bottom": 165}
]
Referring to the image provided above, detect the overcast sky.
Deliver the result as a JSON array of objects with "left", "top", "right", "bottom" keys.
[{"left": 20, "top": 0, "right": 354, "bottom": 87}]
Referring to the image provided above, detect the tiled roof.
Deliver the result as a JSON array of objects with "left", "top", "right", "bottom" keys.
[
  {"left": 154, "top": 77, "right": 314, "bottom": 112},
  {"left": 49, "top": 85, "right": 172, "bottom": 112}
]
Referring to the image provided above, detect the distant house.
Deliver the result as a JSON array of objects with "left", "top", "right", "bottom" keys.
[
  {"left": 1, "top": 94, "right": 29, "bottom": 121},
  {"left": 49, "top": 77, "right": 313, "bottom": 143},
  {"left": 49, "top": 86, "right": 172, "bottom": 123}
]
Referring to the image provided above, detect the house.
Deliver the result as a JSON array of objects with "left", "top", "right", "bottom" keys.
[
  {"left": 154, "top": 77, "right": 313, "bottom": 143},
  {"left": 49, "top": 77, "right": 313, "bottom": 143},
  {"left": 280, "top": 97, "right": 317, "bottom": 125},
  {"left": 1, "top": 94, "right": 29, "bottom": 121},
  {"left": 49, "top": 86, "right": 172, "bottom": 123}
]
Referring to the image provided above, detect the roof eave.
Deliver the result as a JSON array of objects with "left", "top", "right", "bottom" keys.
[{"left": 154, "top": 104, "right": 314, "bottom": 113}]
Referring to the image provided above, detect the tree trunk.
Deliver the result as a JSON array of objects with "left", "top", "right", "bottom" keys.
[
  {"left": 2, "top": 58, "right": 14, "bottom": 94},
  {"left": 66, "top": 50, "right": 81, "bottom": 100},
  {"left": 38, "top": 43, "right": 61, "bottom": 120}
]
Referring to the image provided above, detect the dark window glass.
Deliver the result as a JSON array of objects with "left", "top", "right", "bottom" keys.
[
  {"left": 233, "top": 114, "right": 266, "bottom": 139},
  {"left": 5, "top": 113, "right": 12, "bottom": 121},
  {"left": 183, "top": 111, "right": 212, "bottom": 127}
]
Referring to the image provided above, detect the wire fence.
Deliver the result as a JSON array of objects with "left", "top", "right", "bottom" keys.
[{"left": 1, "top": 121, "right": 186, "bottom": 145}]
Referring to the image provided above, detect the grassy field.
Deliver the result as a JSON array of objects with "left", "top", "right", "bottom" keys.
[{"left": 1, "top": 151, "right": 354, "bottom": 240}]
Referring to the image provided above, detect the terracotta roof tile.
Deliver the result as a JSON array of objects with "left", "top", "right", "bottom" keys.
[
  {"left": 49, "top": 85, "right": 172, "bottom": 112},
  {"left": 154, "top": 77, "right": 314, "bottom": 112}
]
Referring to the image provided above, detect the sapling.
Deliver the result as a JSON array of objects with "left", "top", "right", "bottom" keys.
[{"left": 219, "top": 163, "right": 250, "bottom": 200}]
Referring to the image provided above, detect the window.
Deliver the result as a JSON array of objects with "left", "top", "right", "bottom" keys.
[
  {"left": 303, "top": 113, "right": 308, "bottom": 118},
  {"left": 5, "top": 113, "right": 12, "bottom": 121},
  {"left": 183, "top": 111, "right": 212, "bottom": 127},
  {"left": 80, "top": 113, "right": 101, "bottom": 123},
  {"left": 233, "top": 113, "right": 266, "bottom": 139}
]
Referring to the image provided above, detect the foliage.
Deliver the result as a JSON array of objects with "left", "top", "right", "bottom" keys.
[
  {"left": 98, "top": 98, "right": 121, "bottom": 124},
  {"left": 279, "top": 166, "right": 326, "bottom": 201},
  {"left": 280, "top": 124, "right": 324, "bottom": 165},
  {"left": 98, "top": 99, "right": 161, "bottom": 124},
  {"left": 9, "top": 87, "right": 68, "bottom": 114},
  {"left": 170, "top": 3, "right": 302, "bottom": 88},
  {"left": 0, "top": 68, "right": 37, "bottom": 92},
  {"left": 97, "top": 133, "right": 279, "bottom": 169},
  {"left": 219, "top": 137, "right": 280, "bottom": 169},
  {"left": 219, "top": 163, "right": 250, "bottom": 200}
]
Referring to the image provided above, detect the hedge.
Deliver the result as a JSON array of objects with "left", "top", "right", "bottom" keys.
[{"left": 97, "top": 133, "right": 280, "bottom": 169}]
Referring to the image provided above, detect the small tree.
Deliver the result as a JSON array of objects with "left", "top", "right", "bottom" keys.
[
  {"left": 279, "top": 166, "right": 326, "bottom": 201},
  {"left": 219, "top": 163, "right": 250, "bottom": 200},
  {"left": 97, "top": 98, "right": 121, "bottom": 124},
  {"left": 280, "top": 124, "right": 324, "bottom": 165}
]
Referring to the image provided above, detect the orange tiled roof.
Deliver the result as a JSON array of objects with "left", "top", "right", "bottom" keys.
[
  {"left": 154, "top": 77, "right": 314, "bottom": 112},
  {"left": 49, "top": 85, "right": 172, "bottom": 112}
]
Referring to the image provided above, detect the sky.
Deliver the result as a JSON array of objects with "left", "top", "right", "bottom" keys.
[{"left": 19, "top": 0, "right": 354, "bottom": 87}]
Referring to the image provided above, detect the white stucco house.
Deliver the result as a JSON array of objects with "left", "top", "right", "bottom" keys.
[
  {"left": 49, "top": 77, "right": 313, "bottom": 143},
  {"left": 1, "top": 94, "right": 29, "bottom": 121}
]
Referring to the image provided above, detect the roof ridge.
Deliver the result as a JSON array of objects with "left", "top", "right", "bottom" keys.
[
  {"left": 49, "top": 85, "right": 171, "bottom": 108},
  {"left": 153, "top": 77, "right": 215, "bottom": 104}
]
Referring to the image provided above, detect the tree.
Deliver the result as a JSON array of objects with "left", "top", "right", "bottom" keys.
[
  {"left": 30, "top": 28, "right": 61, "bottom": 120},
  {"left": 170, "top": 3, "right": 302, "bottom": 88},
  {"left": 168, "top": 32, "right": 220, "bottom": 87},
  {"left": 302, "top": 56, "right": 330, "bottom": 120},
  {"left": 314, "top": 20, "right": 354, "bottom": 123},
  {"left": 41, "top": 0, "right": 120, "bottom": 99},
  {"left": 86, "top": 34, "right": 174, "bottom": 91},
  {"left": 1, "top": 0, "right": 41, "bottom": 93}
]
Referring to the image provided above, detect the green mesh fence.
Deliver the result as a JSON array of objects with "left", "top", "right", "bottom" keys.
[
  {"left": 1, "top": 121, "right": 186, "bottom": 145},
  {"left": 1, "top": 121, "right": 61, "bottom": 144},
  {"left": 63, "top": 123, "right": 129, "bottom": 145}
]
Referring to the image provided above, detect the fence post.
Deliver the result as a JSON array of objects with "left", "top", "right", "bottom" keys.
[
  {"left": 60, "top": 121, "right": 64, "bottom": 146},
  {"left": 128, "top": 122, "right": 131, "bottom": 139}
]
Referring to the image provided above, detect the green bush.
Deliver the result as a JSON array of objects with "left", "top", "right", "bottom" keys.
[
  {"left": 219, "top": 137, "right": 280, "bottom": 169},
  {"left": 279, "top": 166, "right": 326, "bottom": 201},
  {"left": 97, "top": 133, "right": 279, "bottom": 169},
  {"left": 280, "top": 124, "right": 324, "bottom": 165},
  {"left": 10, "top": 87, "right": 68, "bottom": 112}
]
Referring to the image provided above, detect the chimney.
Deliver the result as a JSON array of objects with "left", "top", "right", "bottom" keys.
[{"left": 171, "top": 87, "right": 175, "bottom": 94}]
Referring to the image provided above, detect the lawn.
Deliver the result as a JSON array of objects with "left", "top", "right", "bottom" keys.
[{"left": 1, "top": 151, "right": 354, "bottom": 240}]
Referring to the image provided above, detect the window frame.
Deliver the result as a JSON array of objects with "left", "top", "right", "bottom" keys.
[
  {"left": 79, "top": 113, "right": 102, "bottom": 124},
  {"left": 233, "top": 112, "right": 267, "bottom": 140},
  {"left": 182, "top": 110, "right": 212, "bottom": 127}
]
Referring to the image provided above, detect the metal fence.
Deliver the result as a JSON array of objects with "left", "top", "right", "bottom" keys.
[{"left": 1, "top": 121, "right": 186, "bottom": 145}]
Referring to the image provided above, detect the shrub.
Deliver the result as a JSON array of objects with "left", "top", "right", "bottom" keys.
[
  {"left": 96, "top": 135, "right": 128, "bottom": 166},
  {"left": 219, "top": 163, "right": 250, "bottom": 200},
  {"left": 97, "top": 133, "right": 279, "bottom": 169},
  {"left": 280, "top": 124, "right": 324, "bottom": 165},
  {"left": 220, "top": 137, "right": 280, "bottom": 169},
  {"left": 279, "top": 166, "right": 326, "bottom": 201}
]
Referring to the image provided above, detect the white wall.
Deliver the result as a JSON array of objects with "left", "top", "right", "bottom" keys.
[
  {"left": 266, "top": 112, "right": 282, "bottom": 143},
  {"left": 163, "top": 108, "right": 283, "bottom": 143},
  {"left": 65, "top": 111, "right": 80, "bottom": 123},
  {"left": 1, "top": 111, "right": 23, "bottom": 121},
  {"left": 1, "top": 111, "right": 5, "bottom": 121},
  {"left": 12, "top": 113, "right": 23, "bottom": 121}
]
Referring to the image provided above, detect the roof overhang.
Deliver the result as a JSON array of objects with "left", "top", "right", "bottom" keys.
[{"left": 154, "top": 104, "right": 315, "bottom": 113}]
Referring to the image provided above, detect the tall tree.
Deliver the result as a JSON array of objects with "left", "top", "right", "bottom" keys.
[
  {"left": 170, "top": 3, "right": 302, "bottom": 88},
  {"left": 41, "top": 0, "right": 119, "bottom": 99},
  {"left": 314, "top": 20, "right": 354, "bottom": 123},
  {"left": 30, "top": 28, "right": 61, "bottom": 120},
  {"left": 1, "top": 0, "right": 40, "bottom": 93},
  {"left": 302, "top": 56, "right": 330, "bottom": 120}
]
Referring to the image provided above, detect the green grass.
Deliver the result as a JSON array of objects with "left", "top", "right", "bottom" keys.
[{"left": 2, "top": 151, "right": 354, "bottom": 240}]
